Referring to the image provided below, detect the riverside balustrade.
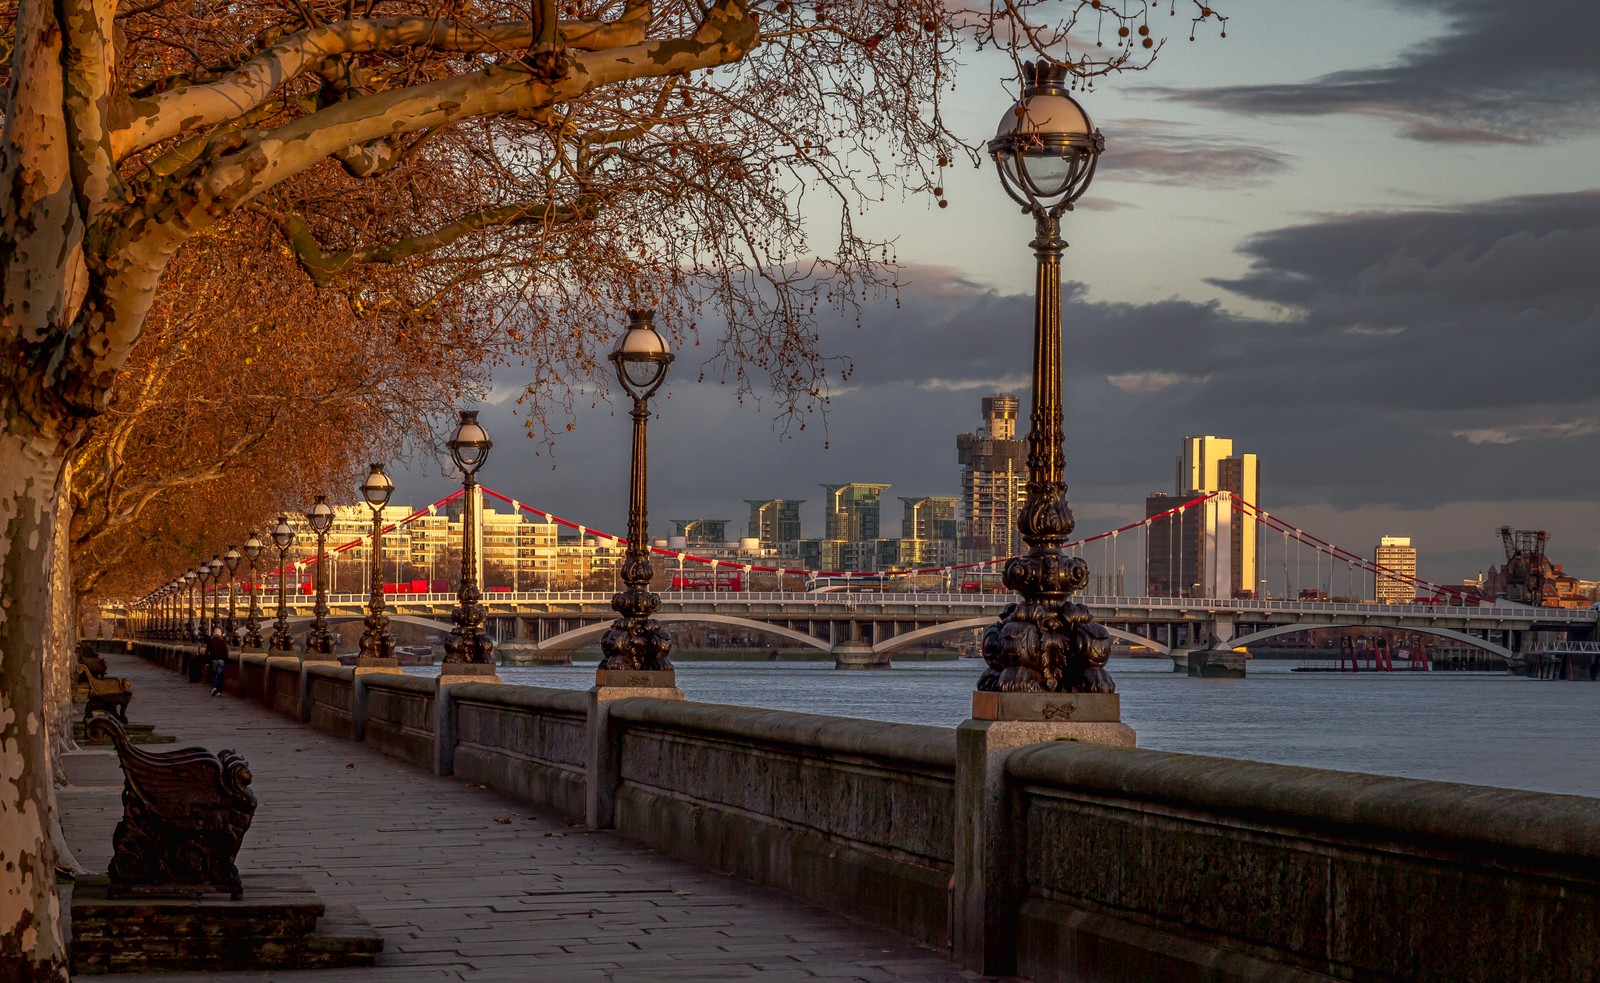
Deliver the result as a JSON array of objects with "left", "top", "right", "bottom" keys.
[{"left": 115, "top": 636, "right": 1600, "bottom": 983}]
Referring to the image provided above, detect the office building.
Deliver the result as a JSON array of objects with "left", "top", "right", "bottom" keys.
[
  {"left": 1144, "top": 492, "right": 1203, "bottom": 597},
  {"left": 1145, "top": 436, "right": 1260, "bottom": 598},
  {"left": 957, "top": 394, "right": 1027, "bottom": 562},
  {"left": 1375, "top": 536, "right": 1417, "bottom": 604}
]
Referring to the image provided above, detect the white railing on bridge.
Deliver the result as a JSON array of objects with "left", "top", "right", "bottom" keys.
[{"left": 288, "top": 591, "right": 1597, "bottom": 623}]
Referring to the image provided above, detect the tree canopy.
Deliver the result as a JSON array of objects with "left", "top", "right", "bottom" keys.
[{"left": 0, "top": 1, "right": 1227, "bottom": 976}]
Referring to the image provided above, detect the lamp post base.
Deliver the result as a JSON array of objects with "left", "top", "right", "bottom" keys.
[
  {"left": 594, "top": 668, "right": 676, "bottom": 688},
  {"left": 439, "top": 662, "right": 500, "bottom": 685}
]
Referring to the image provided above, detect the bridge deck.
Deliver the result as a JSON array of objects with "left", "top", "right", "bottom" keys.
[{"left": 57, "top": 656, "right": 971, "bottom": 982}]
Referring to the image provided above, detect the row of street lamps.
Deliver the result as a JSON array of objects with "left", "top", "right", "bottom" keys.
[
  {"left": 130, "top": 68, "right": 1108, "bottom": 694},
  {"left": 131, "top": 312, "right": 677, "bottom": 673}
]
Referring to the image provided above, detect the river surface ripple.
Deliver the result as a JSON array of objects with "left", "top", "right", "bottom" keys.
[{"left": 411, "top": 658, "right": 1600, "bottom": 799}]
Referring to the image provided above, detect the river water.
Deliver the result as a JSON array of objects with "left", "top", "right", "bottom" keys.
[{"left": 416, "top": 657, "right": 1600, "bottom": 799}]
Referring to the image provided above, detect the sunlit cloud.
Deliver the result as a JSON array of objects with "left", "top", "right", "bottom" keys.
[{"left": 1453, "top": 420, "right": 1600, "bottom": 446}]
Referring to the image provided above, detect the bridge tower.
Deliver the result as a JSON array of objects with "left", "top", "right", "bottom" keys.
[{"left": 1201, "top": 491, "right": 1233, "bottom": 601}]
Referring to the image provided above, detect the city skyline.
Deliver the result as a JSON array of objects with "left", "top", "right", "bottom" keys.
[{"left": 388, "top": 0, "right": 1600, "bottom": 587}]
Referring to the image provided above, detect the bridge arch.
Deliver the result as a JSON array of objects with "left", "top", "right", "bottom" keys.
[
  {"left": 535, "top": 613, "right": 833, "bottom": 655},
  {"left": 1229, "top": 623, "right": 1512, "bottom": 660},
  {"left": 284, "top": 614, "right": 458, "bottom": 634},
  {"left": 870, "top": 618, "right": 1170, "bottom": 657}
]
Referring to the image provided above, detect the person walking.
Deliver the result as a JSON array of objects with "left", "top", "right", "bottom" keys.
[{"left": 206, "top": 627, "right": 230, "bottom": 696}]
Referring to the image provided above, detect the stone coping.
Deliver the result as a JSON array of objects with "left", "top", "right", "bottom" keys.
[
  {"left": 304, "top": 663, "right": 355, "bottom": 681},
  {"left": 611, "top": 697, "right": 956, "bottom": 771},
  {"left": 359, "top": 672, "right": 436, "bottom": 694},
  {"left": 445, "top": 681, "right": 589, "bottom": 715},
  {"left": 1008, "top": 742, "right": 1600, "bottom": 868}
]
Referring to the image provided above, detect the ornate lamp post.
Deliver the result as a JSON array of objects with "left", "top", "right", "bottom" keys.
[
  {"left": 598, "top": 309, "right": 675, "bottom": 674},
  {"left": 196, "top": 563, "right": 212, "bottom": 638},
  {"left": 209, "top": 554, "right": 226, "bottom": 639},
  {"left": 243, "top": 532, "right": 264, "bottom": 649},
  {"left": 270, "top": 516, "right": 296, "bottom": 652},
  {"left": 445, "top": 410, "right": 494, "bottom": 664},
  {"left": 978, "top": 61, "right": 1114, "bottom": 696},
  {"left": 305, "top": 496, "right": 335, "bottom": 655},
  {"left": 222, "top": 545, "right": 242, "bottom": 646},
  {"left": 357, "top": 464, "right": 397, "bottom": 661}
]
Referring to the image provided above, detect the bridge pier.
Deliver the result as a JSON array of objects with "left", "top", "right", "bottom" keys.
[
  {"left": 1187, "top": 648, "right": 1248, "bottom": 679},
  {"left": 833, "top": 642, "right": 890, "bottom": 670},
  {"left": 1168, "top": 646, "right": 1198, "bottom": 673}
]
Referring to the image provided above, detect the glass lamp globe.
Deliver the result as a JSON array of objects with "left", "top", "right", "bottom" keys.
[
  {"left": 360, "top": 463, "right": 394, "bottom": 510},
  {"left": 272, "top": 516, "right": 295, "bottom": 548},
  {"left": 609, "top": 309, "right": 674, "bottom": 399},
  {"left": 307, "top": 495, "right": 334, "bottom": 534},
  {"left": 989, "top": 61, "right": 1104, "bottom": 214},
  {"left": 448, "top": 410, "right": 493, "bottom": 475}
]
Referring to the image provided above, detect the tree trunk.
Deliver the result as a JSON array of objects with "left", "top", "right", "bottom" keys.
[
  {"left": 45, "top": 468, "right": 78, "bottom": 782},
  {"left": 0, "top": 421, "right": 71, "bottom": 980}
]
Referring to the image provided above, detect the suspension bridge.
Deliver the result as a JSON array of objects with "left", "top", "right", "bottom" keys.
[{"left": 114, "top": 485, "right": 1598, "bottom": 672}]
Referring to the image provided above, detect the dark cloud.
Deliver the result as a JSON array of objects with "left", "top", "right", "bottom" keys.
[
  {"left": 1098, "top": 119, "right": 1290, "bottom": 188},
  {"left": 399, "top": 190, "right": 1600, "bottom": 582},
  {"left": 1135, "top": 0, "right": 1600, "bottom": 144}
]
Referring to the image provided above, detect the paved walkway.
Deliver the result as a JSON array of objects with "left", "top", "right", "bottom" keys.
[{"left": 58, "top": 655, "right": 979, "bottom": 982}]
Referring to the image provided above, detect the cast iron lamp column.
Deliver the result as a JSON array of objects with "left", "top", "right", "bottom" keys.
[
  {"left": 598, "top": 309, "right": 675, "bottom": 673},
  {"left": 445, "top": 411, "right": 494, "bottom": 664},
  {"left": 207, "top": 555, "right": 224, "bottom": 638},
  {"left": 305, "top": 497, "right": 335, "bottom": 655},
  {"left": 223, "top": 545, "right": 242, "bottom": 646},
  {"left": 243, "top": 532, "right": 265, "bottom": 648},
  {"left": 357, "top": 464, "right": 397, "bottom": 661},
  {"left": 270, "top": 516, "right": 296, "bottom": 652},
  {"left": 196, "top": 563, "right": 212, "bottom": 638},
  {"left": 977, "top": 61, "right": 1114, "bottom": 695}
]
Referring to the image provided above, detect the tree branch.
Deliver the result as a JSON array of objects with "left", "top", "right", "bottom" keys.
[
  {"left": 259, "top": 197, "right": 597, "bottom": 286},
  {"left": 111, "top": 13, "right": 653, "bottom": 160}
]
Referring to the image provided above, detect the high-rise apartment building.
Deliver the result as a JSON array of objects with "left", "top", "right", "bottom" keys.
[
  {"left": 821, "top": 483, "right": 888, "bottom": 541},
  {"left": 746, "top": 499, "right": 804, "bottom": 552},
  {"left": 671, "top": 519, "right": 729, "bottom": 546},
  {"left": 1374, "top": 536, "right": 1417, "bottom": 604},
  {"left": 1146, "top": 436, "right": 1260, "bottom": 598},
  {"left": 957, "top": 394, "right": 1027, "bottom": 562},
  {"left": 899, "top": 496, "right": 958, "bottom": 567}
]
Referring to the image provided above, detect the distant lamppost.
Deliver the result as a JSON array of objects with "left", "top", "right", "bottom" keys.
[
  {"left": 445, "top": 410, "right": 494, "bottom": 664},
  {"left": 184, "top": 569, "right": 198, "bottom": 641},
  {"left": 598, "top": 309, "right": 675, "bottom": 673},
  {"left": 270, "top": 516, "right": 296, "bottom": 652},
  {"left": 977, "top": 61, "right": 1114, "bottom": 695},
  {"left": 243, "top": 532, "right": 264, "bottom": 649},
  {"left": 223, "top": 545, "right": 242, "bottom": 646},
  {"left": 208, "top": 554, "right": 225, "bottom": 640},
  {"left": 357, "top": 464, "right": 396, "bottom": 661},
  {"left": 305, "top": 497, "right": 335, "bottom": 655},
  {"left": 196, "top": 562, "right": 213, "bottom": 638}
]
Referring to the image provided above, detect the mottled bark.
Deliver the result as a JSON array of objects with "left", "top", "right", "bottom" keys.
[{"left": 0, "top": 423, "right": 71, "bottom": 981}]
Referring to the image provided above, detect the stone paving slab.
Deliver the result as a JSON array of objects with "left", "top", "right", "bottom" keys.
[{"left": 59, "top": 654, "right": 987, "bottom": 982}]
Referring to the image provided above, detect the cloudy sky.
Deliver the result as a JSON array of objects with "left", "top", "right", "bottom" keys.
[{"left": 395, "top": 0, "right": 1600, "bottom": 587}]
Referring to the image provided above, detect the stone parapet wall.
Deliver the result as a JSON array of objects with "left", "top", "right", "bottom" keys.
[
  {"left": 449, "top": 683, "right": 588, "bottom": 822},
  {"left": 305, "top": 665, "right": 356, "bottom": 740},
  {"left": 362, "top": 674, "right": 437, "bottom": 769},
  {"left": 1006, "top": 743, "right": 1600, "bottom": 983},
  {"left": 609, "top": 699, "right": 956, "bottom": 948}
]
